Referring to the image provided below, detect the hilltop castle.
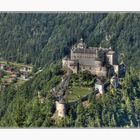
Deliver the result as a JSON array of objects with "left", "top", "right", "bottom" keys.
[{"left": 62, "top": 38, "right": 119, "bottom": 77}]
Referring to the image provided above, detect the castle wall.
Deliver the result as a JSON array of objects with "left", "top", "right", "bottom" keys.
[
  {"left": 71, "top": 51, "right": 96, "bottom": 60},
  {"left": 113, "top": 65, "right": 119, "bottom": 75},
  {"left": 79, "top": 64, "right": 107, "bottom": 77},
  {"left": 106, "top": 52, "right": 118, "bottom": 65},
  {"left": 94, "top": 67, "right": 107, "bottom": 77},
  {"left": 106, "top": 54, "right": 113, "bottom": 65}
]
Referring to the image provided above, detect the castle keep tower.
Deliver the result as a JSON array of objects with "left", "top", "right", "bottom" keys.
[{"left": 55, "top": 98, "right": 65, "bottom": 118}]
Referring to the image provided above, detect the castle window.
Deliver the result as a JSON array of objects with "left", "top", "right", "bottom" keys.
[{"left": 83, "top": 66, "right": 85, "bottom": 69}]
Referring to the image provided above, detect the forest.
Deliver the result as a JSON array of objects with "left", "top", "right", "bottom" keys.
[{"left": 0, "top": 13, "right": 140, "bottom": 127}]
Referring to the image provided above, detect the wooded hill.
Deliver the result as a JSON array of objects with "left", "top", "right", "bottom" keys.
[
  {"left": 0, "top": 13, "right": 140, "bottom": 128},
  {"left": 0, "top": 13, "right": 140, "bottom": 68}
]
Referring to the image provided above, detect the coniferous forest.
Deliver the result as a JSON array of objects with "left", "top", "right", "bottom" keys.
[{"left": 0, "top": 13, "right": 140, "bottom": 127}]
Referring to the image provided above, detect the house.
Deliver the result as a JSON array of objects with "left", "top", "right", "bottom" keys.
[
  {"left": 20, "top": 66, "right": 31, "bottom": 72},
  {"left": 6, "top": 67, "right": 14, "bottom": 73},
  {"left": 0, "top": 64, "right": 6, "bottom": 70}
]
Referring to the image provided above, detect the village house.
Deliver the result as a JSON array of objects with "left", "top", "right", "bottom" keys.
[
  {"left": 20, "top": 72, "right": 30, "bottom": 80},
  {"left": 5, "top": 67, "right": 14, "bottom": 73},
  {"left": 20, "top": 66, "right": 31, "bottom": 73}
]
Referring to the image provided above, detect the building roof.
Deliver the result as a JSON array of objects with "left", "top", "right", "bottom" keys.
[
  {"left": 72, "top": 47, "right": 97, "bottom": 54},
  {"left": 72, "top": 46, "right": 111, "bottom": 54}
]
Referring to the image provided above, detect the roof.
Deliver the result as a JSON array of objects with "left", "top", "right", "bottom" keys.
[
  {"left": 95, "top": 79, "right": 104, "bottom": 85},
  {"left": 72, "top": 47, "right": 97, "bottom": 54},
  {"left": 72, "top": 46, "right": 111, "bottom": 54}
]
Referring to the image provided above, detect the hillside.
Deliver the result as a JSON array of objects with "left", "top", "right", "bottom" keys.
[
  {"left": 0, "top": 13, "right": 140, "bottom": 128},
  {"left": 0, "top": 13, "right": 140, "bottom": 68}
]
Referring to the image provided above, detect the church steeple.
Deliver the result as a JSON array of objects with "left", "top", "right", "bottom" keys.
[{"left": 80, "top": 38, "right": 83, "bottom": 42}]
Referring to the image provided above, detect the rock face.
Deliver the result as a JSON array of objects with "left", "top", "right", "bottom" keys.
[{"left": 62, "top": 38, "right": 119, "bottom": 77}]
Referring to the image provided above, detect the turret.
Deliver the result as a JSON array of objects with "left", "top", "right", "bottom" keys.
[{"left": 77, "top": 38, "right": 86, "bottom": 48}]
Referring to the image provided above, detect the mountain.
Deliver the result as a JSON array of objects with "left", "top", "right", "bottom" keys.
[
  {"left": 0, "top": 13, "right": 139, "bottom": 68},
  {"left": 0, "top": 13, "right": 140, "bottom": 128}
]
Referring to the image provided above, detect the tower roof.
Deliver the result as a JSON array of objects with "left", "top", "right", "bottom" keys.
[{"left": 77, "top": 38, "right": 86, "bottom": 48}]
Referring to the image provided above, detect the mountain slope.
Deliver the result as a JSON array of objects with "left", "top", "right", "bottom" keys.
[{"left": 0, "top": 13, "right": 139, "bottom": 68}]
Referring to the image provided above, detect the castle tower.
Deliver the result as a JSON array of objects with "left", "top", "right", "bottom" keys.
[
  {"left": 77, "top": 38, "right": 86, "bottom": 48},
  {"left": 106, "top": 51, "right": 118, "bottom": 65},
  {"left": 55, "top": 98, "right": 65, "bottom": 118}
]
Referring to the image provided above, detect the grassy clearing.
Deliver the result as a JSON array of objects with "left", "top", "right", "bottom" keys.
[
  {"left": 0, "top": 60, "right": 32, "bottom": 69},
  {"left": 65, "top": 86, "right": 92, "bottom": 102}
]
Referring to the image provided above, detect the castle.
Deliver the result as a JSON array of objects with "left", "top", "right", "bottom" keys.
[{"left": 62, "top": 38, "right": 119, "bottom": 77}]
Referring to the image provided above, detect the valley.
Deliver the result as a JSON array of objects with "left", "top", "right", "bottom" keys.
[{"left": 0, "top": 13, "right": 140, "bottom": 128}]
